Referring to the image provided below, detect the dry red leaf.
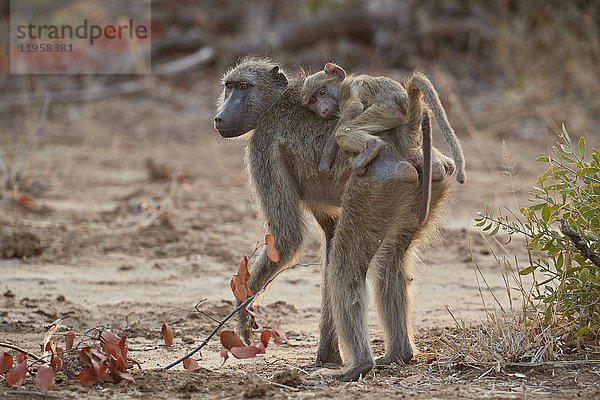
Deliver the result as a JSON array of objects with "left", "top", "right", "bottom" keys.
[
  {"left": 396, "top": 371, "right": 423, "bottom": 386},
  {"left": 14, "top": 193, "right": 40, "bottom": 211},
  {"left": 100, "top": 331, "right": 120, "bottom": 344},
  {"left": 220, "top": 330, "right": 245, "bottom": 350},
  {"left": 265, "top": 234, "right": 280, "bottom": 262},
  {"left": 77, "top": 366, "right": 98, "bottom": 386},
  {"left": 54, "top": 347, "right": 64, "bottom": 371},
  {"left": 36, "top": 364, "right": 54, "bottom": 392},
  {"left": 269, "top": 321, "right": 289, "bottom": 345},
  {"left": 65, "top": 332, "right": 76, "bottom": 351},
  {"left": 219, "top": 350, "right": 229, "bottom": 366},
  {"left": 183, "top": 357, "right": 201, "bottom": 371},
  {"left": 260, "top": 330, "right": 271, "bottom": 348},
  {"left": 230, "top": 342, "right": 266, "bottom": 359},
  {"left": 230, "top": 255, "right": 253, "bottom": 302},
  {"left": 6, "top": 355, "right": 28, "bottom": 387},
  {"left": 101, "top": 335, "right": 128, "bottom": 372},
  {"left": 0, "top": 352, "right": 14, "bottom": 374},
  {"left": 16, "top": 353, "right": 27, "bottom": 363},
  {"left": 162, "top": 323, "right": 174, "bottom": 347}
]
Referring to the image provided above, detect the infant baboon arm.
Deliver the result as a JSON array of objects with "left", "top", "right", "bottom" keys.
[{"left": 319, "top": 132, "right": 340, "bottom": 173}]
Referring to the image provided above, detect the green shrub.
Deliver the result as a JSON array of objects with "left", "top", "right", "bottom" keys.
[{"left": 476, "top": 126, "right": 600, "bottom": 337}]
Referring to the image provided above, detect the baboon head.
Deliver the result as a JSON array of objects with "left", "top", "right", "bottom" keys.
[
  {"left": 301, "top": 62, "right": 346, "bottom": 120},
  {"left": 214, "top": 57, "right": 288, "bottom": 138}
]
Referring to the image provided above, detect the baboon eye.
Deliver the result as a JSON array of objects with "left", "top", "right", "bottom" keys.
[
  {"left": 225, "top": 82, "right": 234, "bottom": 89},
  {"left": 240, "top": 82, "right": 249, "bottom": 89},
  {"left": 318, "top": 88, "right": 326, "bottom": 96},
  {"left": 310, "top": 97, "right": 317, "bottom": 104}
]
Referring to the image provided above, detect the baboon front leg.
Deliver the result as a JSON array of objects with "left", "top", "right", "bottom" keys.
[
  {"left": 238, "top": 172, "right": 304, "bottom": 343},
  {"left": 372, "top": 237, "right": 416, "bottom": 366},
  {"left": 311, "top": 215, "right": 342, "bottom": 367},
  {"left": 323, "top": 177, "right": 398, "bottom": 381}
]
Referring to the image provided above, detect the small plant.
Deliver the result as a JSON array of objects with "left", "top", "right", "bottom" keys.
[{"left": 476, "top": 125, "right": 600, "bottom": 337}]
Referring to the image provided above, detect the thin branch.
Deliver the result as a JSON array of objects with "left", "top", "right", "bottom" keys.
[
  {"left": 559, "top": 219, "right": 600, "bottom": 267},
  {"left": 0, "top": 343, "right": 44, "bottom": 362},
  {"left": 15, "top": 92, "right": 51, "bottom": 182},
  {"left": 162, "top": 262, "right": 319, "bottom": 370}
]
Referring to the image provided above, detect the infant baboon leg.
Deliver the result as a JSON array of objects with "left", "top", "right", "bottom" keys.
[
  {"left": 373, "top": 237, "right": 415, "bottom": 366},
  {"left": 351, "top": 137, "right": 382, "bottom": 175},
  {"left": 319, "top": 132, "right": 340, "bottom": 174},
  {"left": 395, "top": 161, "right": 419, "bottom": 183},
  {"left": 431, "top": 159, "right": 445, "bottom": 181}
]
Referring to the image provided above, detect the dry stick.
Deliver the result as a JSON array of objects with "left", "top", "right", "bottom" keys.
[
  {"left": 0, "top": 343, "right": 44, "bottom": 362},
  {"left": 560, "top": 219, "right": 600, "bottom": 267},
  {"left": 162, "top": 262, "right": 320, "bottom": 370},
  {"left": 15, "top": 92, "right": 51, "bottom": 183}
]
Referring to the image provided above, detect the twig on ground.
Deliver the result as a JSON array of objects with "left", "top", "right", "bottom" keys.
[
  {"left": 162, "top": 262, "right": 320, "bottom": 370},
  {"left": 0, "top": 343, "right": 44, "bottom": 362},
  {"left": 560, "top": 219, "right": 600, "bottom": 267}
]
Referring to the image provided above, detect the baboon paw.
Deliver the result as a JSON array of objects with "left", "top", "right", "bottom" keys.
[
  {"left": 315, "top": 362, "right": 374, "bottom": 382},
  {"left": 304, "top": 361, "right": 342, "bottom": 371},
  {"left": 375, "top": 351, "right": 413, "bottom": 367},
  {"left": 318, "top": 161, "right": 332, "bottom": 174},
  {"left": 396, "top": 162, "right": 419, "bottom": 183},
  {"left": 431, "top": 161, "right": 446, "bottom": 181},
  {"left": 354, "top": 165, "right": 367, "bottom": 176}
]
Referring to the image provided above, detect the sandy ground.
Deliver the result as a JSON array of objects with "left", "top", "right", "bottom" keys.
[{"left": 1, "top": 77, "right": 599, "bottom": 399}]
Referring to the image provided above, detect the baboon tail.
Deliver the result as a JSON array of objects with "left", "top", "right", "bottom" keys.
[
  {"left": 410, "top": 72, "right": 466, "bottom": 184},
  {"left": 420, "top": 112, "right": 432, "bottom": 224}
]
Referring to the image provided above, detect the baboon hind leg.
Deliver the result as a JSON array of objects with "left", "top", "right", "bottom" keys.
[
  {"left": 372, "top": 235, "right": 416, "bottom": 366},
  {"left": 325, "top": 176, "right": 401, "bottom": 381}
]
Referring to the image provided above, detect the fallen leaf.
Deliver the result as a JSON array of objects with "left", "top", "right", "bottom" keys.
[
  {"left": 265, "top": 234, "right": 280, "bottom": 262},
  {"left": 100, "top": 331, "right": 120, "bottom": 344},
  {"left": 6, "top": 356, "right": 28, "bottom": 387},
  {"left": 16, "top": 353, "right": 27, "bottom": 363},
  {"left": 230, "top": 256, "right": 253, "bottom": 302},
  {"left": 269, "top": 321, "right": 289, "bottom": 345},
  {"left": 36, "top": 364, "right": 54, "bottom": 392},
  {"left": 260, "top": 330, "right": 271, "bottom": 347},
  {"left": 54, "top": 347, "right": 64, "bottom": 371},
  {"left": 162, "top": 323, "right": 174, "bottom": 347},
  {"left": 65, "top": 332, "right": 76, "bottom": 351},
  {"left": 0, "top": 352, "right": 14, "bottom": 374},
  {"left": 230, "top": 342, "right": 266, "bottom": 359},
  {"left": 14, "top": 193, "right": 40, "bottom": 211},
  {"left": 183, "top": 357, "right": 201, "bottom": 371},
  {"left": 220, "top": 330, "right": 244, "bottom": 350},
  {"left": 77, "top": 366, "right": 98, "bottom": 386},
  {"left": 397, "top": 371, "right": 423, "bottom": 386},
  {"left": 219, "top": 350, "right": 229, "bottom": 366}
]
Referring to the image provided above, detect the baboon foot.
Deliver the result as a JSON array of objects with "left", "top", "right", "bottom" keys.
[
  {"left": 375, "top": 350, "right": 414, "bottom": 367},
  {"left": 440, "top": 156, "right": 455, "bottom": 177},
  {"left": 352, "top": 138, "right": 382, "bottom": 174},
  {"left": 306, "top": 344, "right": 343, "bottom": 369},
  {"left": 316, "top": 361, "right": 375, "bottom": 382},
  {"left": 396, "top": 161, "right": 419, "bottom": 183},
  {"left": 431, "top": 160, "right": 446, "bottom": 181},
  {"left": 318, "top": 158, "right": 333, "bottom": 173}
]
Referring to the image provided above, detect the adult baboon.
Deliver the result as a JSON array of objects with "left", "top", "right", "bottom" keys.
[{"left": 214, "top": 56, "right": 458, "bottom": 381}]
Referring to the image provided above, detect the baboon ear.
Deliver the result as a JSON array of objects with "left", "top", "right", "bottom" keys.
[
  {"left": 270, "top": 66, "right": 288, "bottom": 86},
  {"left": 324, "top": 63, "right": 346, "bottom": 79}
]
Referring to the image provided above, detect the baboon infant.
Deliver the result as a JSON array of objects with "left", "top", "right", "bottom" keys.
[{"left": 301, "top": 63, "right": 446, "bottom": 180}]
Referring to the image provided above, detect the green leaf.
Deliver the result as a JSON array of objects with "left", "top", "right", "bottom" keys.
[
  {"left": 575, "top": 326, "right": 591, "bottom": 338},
  {"left": 536, "top": 156, "right": 550, "bottom": 162},
  {"left": 489, "top": 224, "right": 500, "bottom": 236},
  {"left": 562, "top": 124, "right": 571, "bottom": 145},
  {"left": 541, "top": 204, "right": 551, "bottom": 221},
  {"left": 561, "top": 144, "right": 573, "bottom": 154},
  {"left": 520, "top": 266, "right": 533, "bottom": 275},
  {"left": 578, "top": 136, "right": 586, "bottom": 159}
]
